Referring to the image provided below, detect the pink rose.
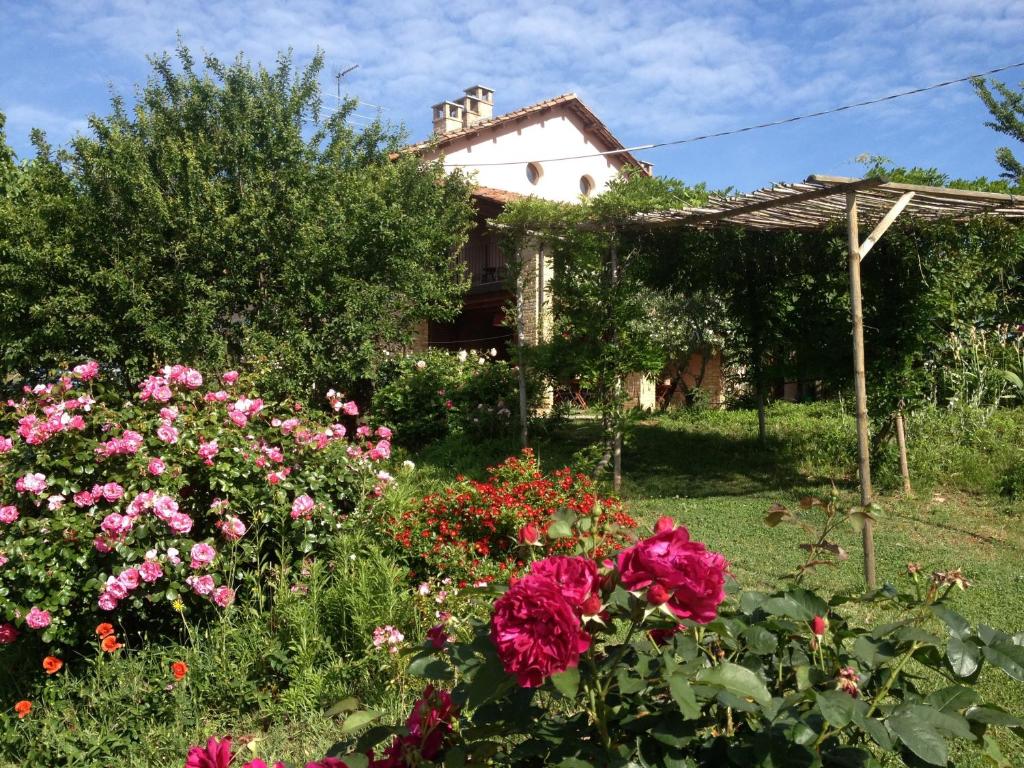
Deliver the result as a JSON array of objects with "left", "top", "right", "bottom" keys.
[
  {"left": 148, "top": 457, "right": 166, "bottom": 476},
  {"left": 167, "top": 513, "right": 194, "bottom": 535},
  {"left": 117, "top": 567, "right": 141, "bottom": 590},
  {"left": 159, "top": 406, "right": 179, "bottom": 421},
  {"left": 0, "top": 436, "right": 12, "bottom": 453},
  {"left": 102, "top": 482, "right": 125, "bottom": 502},
  {"left": 653, "top": 516, "right": 676, "bottom": 534},
  {"left": 616, "top": 527, "right": 727, "bottom": 624},
  {"left": 17, "top": 472, "right": 47, "bottom": 495},
  {"left": 198, "top": 439, "right": 219, "bottom": 464},
  {"left": 0, "top": 505, "right": 18, "bottom": 524},
  {"left": 222, "top": 370, "right": 239, "bottom": 385},
  {"left": 98, "top": 592, "right": 119, "bottom": 611},
  {"left": 342, "top": 401, "right": 359, "bottom": 416},
  {"left": 290, "top": 494, "right": 315, "bottom": 520},
  {"left": 375, "top": 426, "right": 393, "bottom": 440},
  {"left": 190, "top": 542, "right": 217, "bottom": 569},
  {"left": 218, "top": 515, "right": 247, "bottom": 540},
  {"left": 0, "top": 622, "right": 19, "bottom": 644},
  {"left": 139, "top": 559, "right": 163, "bottom": 583},
  {"left": 187, "top": 574, "right": 215, "bottom": 596},
  {"left": 152, "top": 495, "right": 179, "bottom": 519},
  {"left": 212, "top": 586, "right": 235, "bottom": 608},
  {"left": 100, "top": 513, "right": 133, "bottom": 538},
  {"left": 528, "top": 556, "right": 599, "bottom": 611},
  {"left": 156, "top": 423, "right": 179, "bottom": 444},
  {"left": 228, "top": 410, "right": 248, "bottom": 428},
  {"left": 73, "top": 360, "right": 100, "bottom": 380},
  {"left": 489, "top": 574, "right": 591, "bottom": 687},
  {"left": 25, "top": 606, "right": 51, "bottom": 629},
  {"left": 73, "top": 489, "right": 96, "bottom": 507},
  {"left": 356, "top": 425, "right": 372, "bottom": 438}
]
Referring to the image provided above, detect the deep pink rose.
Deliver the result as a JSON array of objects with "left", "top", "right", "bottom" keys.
[
  {"left": 0, "top": 622, "right": 19, "bottom": 644},
  {"left": 616, "top": 527, "right": 727, "bottom": 624},
  {"left": 185, "top": 737, "right": 234, "bottom": 768},
  {"left": 490, "top": 574, "right": 590, "bottom": 688},
  {"left": 528, "top": 556, "right": 599, "bottom": 610},
  {"left": 25, "top": 606, "right": 51, "bottom": 629}
]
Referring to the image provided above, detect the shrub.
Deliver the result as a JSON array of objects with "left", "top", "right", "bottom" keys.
[
  {"left": 0, "top": 362, "right": 393, "bottom": 648},
  {"left": 387, "top": 449, "right": 637, "bottom": 584},
  {"left": 371, "top": 349, "right": 534, "bottom": 449}
]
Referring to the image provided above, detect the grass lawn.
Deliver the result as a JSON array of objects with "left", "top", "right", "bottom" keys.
[{"left": 415, "top": 404, "right": 1024, "bottom": 765}]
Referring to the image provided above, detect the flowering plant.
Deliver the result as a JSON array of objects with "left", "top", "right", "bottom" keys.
[
  {"left": 389, "top": 450, "right": 636, "bottom": 583},
  {"left": 326, "top": 517, "right": 1024, "bottom": 768},
  {"left": 371, "top": 349, "right": 535, "bottom": 449},
  {"left": 0, "top": 363, "right": 392, "bottom": 647}
]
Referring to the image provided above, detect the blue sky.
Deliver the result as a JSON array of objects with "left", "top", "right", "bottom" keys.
[{"left": 1, "top": 0, "right": 1022, "bottom": 192}]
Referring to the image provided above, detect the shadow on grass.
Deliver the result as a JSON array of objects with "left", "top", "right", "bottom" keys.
[{"left": 413, "top": 414, "right": 853, "bottom": 501}]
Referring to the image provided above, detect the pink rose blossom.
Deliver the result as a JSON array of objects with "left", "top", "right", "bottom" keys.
[
  {"left": 98, "top": 592, "right": 119, "bottom": 611},
  {"left": 152, "top": 495, "right": 179, "bottom": 520},
  {"left": 184, "top": 737, "right": 234, "bottom": 768},
  {"left": 101, "top": 513, "right": 133, "bottom": 538},
  {"left": 0, "top": 505, "right": 19, "bottom": 524},
  {"left": 102, "top": 482, "right": 125, "bottom": 502},
  {"left": 73, "top": 489, "right": 96, "bottom": 507},
  {"left": 190, "top": 542, "right": 217, "bottom": 569},
  {"left": 616, "top": 526, "right": 728, "bottom": 624},
  {"left": 148, "top": 457, "right": 166, "bottom": 476},
  {"left": 529, "top": 556, "right": 600, "bottom": 612},
  {"left": 73, "top": 360, "right": 100, "bottom": 380},
  {"left": 0, "top": 436, "right": 12, "bottom": 453},
  {"left": 167, "top": 513, "right": 194, "bottom": 535},
  {"left": 356, "top": 425, "right": 372, "bottom": 438},
  {"left": 375, "top": 426, "right": 393, "bottom": 440},
  {"left": 117, "top": 567, "right": 141, "bottom": 590},
  {"left": 156, "top": 423, "right": 179, "bottom": 444},
  {"left": 290, "top": 494, "right": 315, "bottom": 520},
  {"left": 222, "top": 370, "right": 239, "bottom": 385},
  {"left": 490, "top": 574, "right": 591, "bottom": 687},
  {"left": 228, "top": 410, "right": 248, "bottom": 428},
  {"left": 197, "top": 439, "right": 219, "bottom": 464},
  {"left": 218, "top": 515, "right": 247, "bottom": 540},
  {"left": 654, "top": 516, "right": 676, "bottom": 534},
  {"left": 25, "top": 606, "right": 51, "bottom": 629},
  {"left": 17, "top": 472, "right": 48, "bottom": 495},
  {"left": 47, "top": 494, "right": 65, "bottom": 510},
  {"left": 159, "top": 406, "right": 180, "bottom": 421},
  {"left": 105, "top": 578, "right": 129, "bottom": 600},
  {"left": 0, "top": 622, "right": 19, "bottom": 644},
  {"left": 212, "top": 586, "right": 235, "bottom": 608},
  {"left": 139, "top": 559, "right": 163, "bottom": 583},
  {"left": 187, "top": 574, "right": 215, "bottom": 596},
  {"left": 342, "top": 401, "right": 359, "bottom": 416}
]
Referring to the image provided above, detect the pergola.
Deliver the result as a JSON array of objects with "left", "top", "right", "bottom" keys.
[{"left": 635, "top": 175, "right": 1024, "bottom": 588}]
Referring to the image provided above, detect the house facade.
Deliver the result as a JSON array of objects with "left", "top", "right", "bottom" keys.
[{"left": 409, "top": 86, "right": 718, "bottom": 410}]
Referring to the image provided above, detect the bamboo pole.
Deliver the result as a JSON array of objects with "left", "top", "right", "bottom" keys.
[
  {"left": 610, "top": 241, "right": 622, "bottom": 492},
  {"left": 515, "top": 252, "right": 529, "bottom": 449},
  {"left": 846, "top": 191, "right": 876, "bottom": 589},
  {"left": 895, "top": 407, "right": 912, "bottom": 496}
]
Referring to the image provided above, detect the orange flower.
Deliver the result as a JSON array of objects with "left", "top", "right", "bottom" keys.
[
  {"left": 100, "top": 635, "right": 122, "bottom": 653},
  {"left": 14, "top": 700, "right": 31, "bottom": 719},
  {"left": 42, "top": 656, "right": 63, "bottom": 675},
  {"left": 170, "top": 661, "right": 188, "bottom": 680},
  {"left": 95, "top": 623, "right": 114, "bottom": 638}
]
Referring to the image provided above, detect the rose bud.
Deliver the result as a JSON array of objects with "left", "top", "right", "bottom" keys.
[
  {"left": 653, "top": 516, "right": 676, "bottom": 534},
  {"left": 580, "top": 594, "right": 603, "bottom": 616},
  {"left": 647, "top": 583, "right": 671, "bottom": 605},
  {"left": 518, "top": 523, "right": 540, "bottom": 545},
  {"left": 811, "top": 615, "right": 828, "bottom": 637}
]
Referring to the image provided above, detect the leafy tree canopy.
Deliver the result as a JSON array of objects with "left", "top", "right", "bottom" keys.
[{"left": 0, "top": 44, "right": 476, "bottom": 399}]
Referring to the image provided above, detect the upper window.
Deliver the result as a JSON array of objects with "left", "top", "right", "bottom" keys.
[
  {"left": 580, "top": 175, "right": 595, "bottom": 197},
  {"left": 526, "top": 162, "right": 543, "bottom": 185}
]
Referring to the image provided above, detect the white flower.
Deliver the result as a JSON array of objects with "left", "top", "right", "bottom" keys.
[
  {"left": 478, "top": 357, "right": 486, "bottom": 365},
  {"left": 457, "top": 350, "right": 468, "bottom": 362},
  {"left": 402, "top": 459, "right": 416, "bottom": 471},
  {"left": 489, "top": 347, "right": 498, "bottom": 357},
  {"left": 415, "top": 360, "right": 427, "bottom": 370}
]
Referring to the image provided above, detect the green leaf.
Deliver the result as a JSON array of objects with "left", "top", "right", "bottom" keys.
[
  {"left": 947, "top": 636, "right": 982, "bottom": 678},
  {"left": 616, "top": 668, "right": 646, "bottom": 694},
  {"left": 668, "top": 673, "right": 701, "bottom": 720},
  {"left": 340, "top": 710, "right": 382, "bottom": 735},
  {"left": 695, "top": 662, "right": 770, "bottom": 706},
  {"left": 547, "top": 520, "right": 573, "bottom": 539},
  {"left": 966, "top": 705, "right": 1024, "bottom": 727},
  {"left": 887, "top": 709, "right": 947, "bottom": 766},
  {"left": 925, "top": 685, "right": 978, "bottom": 713},
  {"left": 324, "top": 697, "right": 360, "bottom": 717},
  {"left": 550, "top": 666, "right": 580, "bottom": 698},
  {"left": 742, "top": 625, "right": 778, "bottom": 655},
  {"left": 556, "top": 760, "right": 594, "bottom": 768},
  {"left": 816, "top": 689, "right": 857, "bottom": 728},
  {"left": 407, "top": 655, "right": 454, "bottom": 681},
  {"left": 931, "top": 604, "right": 971, "bottom": 640},
  {"left": 982, "top": 641, "right": 1024, "bottom": 682}
]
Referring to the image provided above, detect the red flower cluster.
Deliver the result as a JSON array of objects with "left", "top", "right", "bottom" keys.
[
  {"left": 392, "top": 450, "right": 636, "bottom": 582},
  {"left": 372, "top": 685, "right": 456, "bottom": 766}
]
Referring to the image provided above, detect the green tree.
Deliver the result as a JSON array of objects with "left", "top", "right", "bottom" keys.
[
  {"left": 0, "top": 44, "right": 476, "bottom": 398},
  {"left": 973, "top": 76, "right": 1024, "bottom": 187}
]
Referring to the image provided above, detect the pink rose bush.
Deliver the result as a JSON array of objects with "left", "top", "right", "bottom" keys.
[{"left": 0, "top": 362, "right": 393, "bottom": 646}]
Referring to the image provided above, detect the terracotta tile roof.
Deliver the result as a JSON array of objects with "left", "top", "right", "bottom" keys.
[
  {"left": 472, "top": 186, "right": 525, "bottom": 205},
  {"left": 406, "top": 93, "right": 649, "bottom": 172}
]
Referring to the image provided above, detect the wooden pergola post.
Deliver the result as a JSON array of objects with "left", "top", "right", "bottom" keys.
[{"left": 846, "top": 191, "right": 876, "bottom": 589}]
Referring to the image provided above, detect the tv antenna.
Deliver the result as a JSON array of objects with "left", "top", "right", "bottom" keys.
[{"left": 334, "top": 64, "right": 359, "bottom": 100}]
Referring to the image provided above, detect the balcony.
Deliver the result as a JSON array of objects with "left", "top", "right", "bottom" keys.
[{"left": 462, "top": 230, "right": 507, "bottom": 293}]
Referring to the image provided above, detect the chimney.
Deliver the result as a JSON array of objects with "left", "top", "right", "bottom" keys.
[
  {"left": 432, "top": 100, "right": 466, "bottom": 134},
  {"left": 460, "top": 85, "right": 494, "bottom": 127}
]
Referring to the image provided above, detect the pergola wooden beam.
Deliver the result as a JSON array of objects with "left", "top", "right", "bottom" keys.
[
  {"left": 859, "top": 191, "right": 915, "bottom": 260},
  {"left": 626, "top": 174, "right": 1024, "bottom": 590}
]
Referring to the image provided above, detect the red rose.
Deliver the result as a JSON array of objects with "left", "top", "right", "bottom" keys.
[
  {"left": 616, "top": 527, "right": 727, "bottom": 624},
  {"left": 654, "top": 516, "right": 676, "bottom": 534},
  {"left": 490, "top": 574, "right": 591, "bottom": 688},
  {"left": 811, "top": 615, "right": 828, "bottom": 638},
  {"left": 580, "top": 594, "right": 603, "bottom": 616},
  {"left": 528, "top": 556, "right": 599, "bottom": 610},
  {"left": 647, "top": 583, "right": 671, "bottom": 605},
  {"left": 518, "top": 522, "right": 540, "bottom": 545}
]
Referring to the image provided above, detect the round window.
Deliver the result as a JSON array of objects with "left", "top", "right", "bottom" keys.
[
  {"left": 526, "top": 162, "right": 543, "bottom": 185},
  {"left": 580, "top": 175, "right": 595, "bottom": 196}
]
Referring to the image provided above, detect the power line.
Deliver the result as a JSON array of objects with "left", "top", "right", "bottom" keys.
[{"left": 441, "top": 59, "right": 1024, "bottom": 168}]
